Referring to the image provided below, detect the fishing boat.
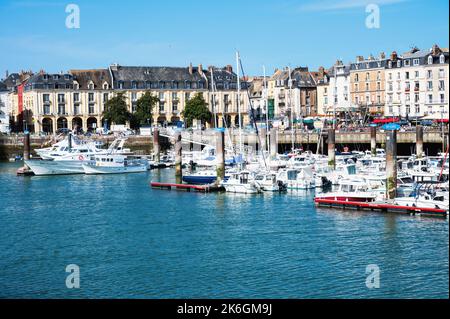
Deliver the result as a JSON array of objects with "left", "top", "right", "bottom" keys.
[
  {"left": 221, "top": 170, "right": 261, "bottom": 194},
  {"left": 82, "top": 154, "right": 147, "bottom": 174}
]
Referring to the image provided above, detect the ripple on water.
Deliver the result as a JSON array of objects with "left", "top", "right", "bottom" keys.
[{"left": 0, "top": 164, "right": 448, "bottom": 298}]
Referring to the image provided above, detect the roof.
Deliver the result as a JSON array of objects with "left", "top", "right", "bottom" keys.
[
  {"left": 70, "top": 69, "right": 111, "bottom": 89},
  {"left": 110, "top": 65, "right": 205, "bottom": 82},
  {"left": 0, "top": 81, "right": 6, "bottom": 91}
]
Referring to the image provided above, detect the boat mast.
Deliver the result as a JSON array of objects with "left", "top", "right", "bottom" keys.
[
  {"left": 288, "top": 66, "right": 294, "bottom": 151},
  {"left": 263, "top": 65, "right": 269, "bottom": 153},
  {"left": 236, "top": 51, "right": 243, "bottom": 156},
  {"left": 211, "top": 67, "right": 217, "bottom": 128}
]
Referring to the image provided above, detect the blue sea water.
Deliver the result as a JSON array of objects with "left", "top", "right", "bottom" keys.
[{"left": 0, "top": 162, "right": 448, "bottom": 299}]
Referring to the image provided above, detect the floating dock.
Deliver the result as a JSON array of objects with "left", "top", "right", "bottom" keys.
[
  {"left": 314, "top": 198, "right": 448, "bottom": 217},
  {"left": 150, "top": 182, "right": 224, "bottom": 193}
]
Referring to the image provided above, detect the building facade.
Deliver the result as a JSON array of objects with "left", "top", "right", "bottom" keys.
[
  {"left": 384, "top": 45, "right": 449, "bottom": 119},
  {"left": 349, "top": 53, "right": 386, "bottom": 117}
]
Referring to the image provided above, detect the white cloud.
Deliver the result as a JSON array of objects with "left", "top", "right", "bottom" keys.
[{"left": 297, "top": 0, "right": 409, "bottom": 12}]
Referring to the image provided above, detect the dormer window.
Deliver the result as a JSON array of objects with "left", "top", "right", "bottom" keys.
[
  {"left": 404, "top": 59, "right": 410, "bottom": 66},
  {"left": 88, "top": 81, "right": 94, "bottom": 90},
  {"left": 73, "top": 82, "right": 79, "bottom": 90},
  {"left": 131, "top": 81, "right": 137, "bottom": 89},
  {"left": 388, "top": 61, "right": 392, "bottom": 68},
  {"left": 428, "top": 56, "right": 433, "bottom": 65},
  {"left": 397, "top": 60, "right": 401, "bottom": 68},
  {"left": 43, "top": 74, "right": 49, "bottom": 80},
  {"left": 440, "top": 54, "right": 445, "bottom": 64},
  {"left": 64, "top": 74, "right": 70, "bottom": 80},
  {"left": 102, "top": 82, "right": 109, "bottom": 90},
  {"left": 413, "top": 59, "right": 420, "bottom": 66},
  {"left": 53, "top": 75, "right": 59, "bottom": 80}
]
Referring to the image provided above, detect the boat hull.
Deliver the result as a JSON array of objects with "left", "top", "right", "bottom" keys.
[
  {"left": 82, "top": 164, "right": 147, "bottom": 175},
  {"left": 25, "top": 159, "right": 86, "bottom": 176}
]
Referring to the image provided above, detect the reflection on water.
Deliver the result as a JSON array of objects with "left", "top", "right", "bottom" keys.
[{"left": 0, "top": 164, "right": 448, "bottom": 298}]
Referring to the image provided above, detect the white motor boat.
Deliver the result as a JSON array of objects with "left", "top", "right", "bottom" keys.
[
  {"left": 254, "top": 172, "right": 287, "bottom": 192},
  {"left": 25, "top": 138, "right": 130, "bottom": 176},
  {"left": 315, "top": 178, "right": 379, "bottom": 202},
  {"left": 276, "top": 167, "right": 316, "bottom": 190},
  {"left": 82, "top": 154, "right": 148, "bottom": 174},
  {"left": 394, "top": 193, "right": 449, "bottom": 212},
  {"left": 221, "top": 170, "right": 261, "bottom": 194}
]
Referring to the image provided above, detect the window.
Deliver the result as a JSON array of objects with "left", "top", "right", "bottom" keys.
[
  {"left": 439, "top": 80, "right": 445, "bottom": 91},
  {"left": 73, "top": 92, "right": 79, "bottom": 102},
  {"left": 88, "top": 93, "right": 94, "bottom": 102},
  {"left": 88, "top": 103, "right": 95, "bottom": 114},
  {"left": 58, "top": 94, "right": 65, "bottom": 103},
  {"left": 172, "top": 92, "right": 178, "bottom": 100},
  {"left": 377, "top": 95, "right": 381, "bottom": 104},
  {"left": 355, "top": 74, "right": 359, "bottom": 81},
  {"left": 406, "top": 94, "right": 410, "bottom": 101},
  {"left": 415, "top": 71, "right": 419, "bottom": 78},
  {"left": 414, "top": 81, "right": 419, "bottom": 91},
  {"left": 103, "top": 93, "right": 108, "bottom": 104},
  {"left": 74, "top": 82, "right": 79, "bottom": 90},
  {"left": 159, "top": 102, "right": 165, "bottom": 112},
  {"left": 388, "top": 61, "right": 392, "bottom": 68},
  {"left": 439, "top": 69, "right": 445, "bottom": 78},
  {"left": 427, "top": 70, "right": 433, "bottom": 79},
  {"left": 159, "top": 92, "right": 165, "bottom": 101},
  {"left": 428, "top": 94, "right": 433, "bottom": 104},
  {"left": 439, "top": 54, "right": 445, "bottom": 64},
  {"left": 404, "top": 59, "right": 410, "bottom": 66},
  {"left": 118, "top": 82, "right": 123, "bottom": 89},
  {"left": 414, "top": 93, "right": 419, "bottom": 103},
  {"left": 88, "top": 82, "right": 94, "bottom": 90},
  {"left": 355, "top": 96, "right": 359, "bottom": 104},
  {"left": 103, "top": 83, "right": 108, "bottom": 90},
  {"left": 172, "top": 102, "right": 178, "bottom": 112},
  {"left": 388, "top": 73, "right": 392, "bottom": 80},
  {"left": 377, "top": 82, "right": 381, "bottom": 90},
  {"left": 185, "top": 92, "right": 190, "bottom": 101},
  {"left": 413, "top": 59, "right": 420, "bottom": 66},
  {"left": 131, "top": 81, "right": 137, "bottom": 89},
  {"left": 405, "top": 72, "right": 410, "bottom": 79},
  {"left": 440, "top": 94, "right": 445, "bottom": 103},
  {"left": 377, "top": 71, "right": 381, "bottom": 80},
  {"left": 397, "top": 61, "right": 401, "bottom": 68},
  {"left": 428, "top": 56, "right": 433, "bottom": 64},
  {"left": 405, "top": 82, "right": 410, "bottom": 91},
  {"left": 131, "top": 92, "right": 137, "bottom": 101},
  {"left": 73, "top": 104, "right": 80, "bottom": 115},
  {"left": 406, "top": 105, "right": 411, "bottom": 114},
  {"left": 355, "top": 83, "right": 359, "bottom": 92},
  {"left": 58, "top": 104, "right": 66, "bottom": 115},
  {"left": 43, "top": 94, "right": 50, "bottom": 103},
  {"left": 397, "top": 72, "right": 400, "bottom": 80},
  {"left": 365, "top": 83, "right": 369, "bottom": 91},
  {"left": 415, "top": 105, "right": 420, "bottom": 114},
  {"left": 366, "top": 72, "right": 370, "bottom": 81},
  {"left": 427, "top": 81, "right": 433, "bottom": 90},
  {"left": 43, "top": 104, "right": 50, "bottom": 115}
]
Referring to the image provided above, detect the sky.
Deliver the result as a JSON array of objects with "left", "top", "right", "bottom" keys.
[{"left": 0, "top": 0, "right": 448, "bottom": 78}]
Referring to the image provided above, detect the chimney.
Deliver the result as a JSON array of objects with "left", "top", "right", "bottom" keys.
[
  {"left": 225, "top": 65, "right": 232, "bottom": 73},
  {"left": 318, "top": 66, "right": 324, "bottom": 78},
  {"left": 5, "top": 70, "right": 8, "bottom": 78},
  {"left": 198, "top": 64, "right": 203, "bottom": 75},
  {"left": 390, "top": 51, "right": 398, "bottom": 61},
  {"left": 356, "top": 56, "right": 364, "bottom": 62},
  {"left": 432, "top": 44, "right": 440, "bottom": 55},
  {"left": 189, "top": 63, "right": 193, "bottom": 75},
  {"left": 379, "top": 52, "right": 386, "bottom": 59}
]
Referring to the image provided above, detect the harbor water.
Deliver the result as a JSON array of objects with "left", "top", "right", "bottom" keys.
[{"left": 0, "top": 162, "right": 448, "bottom": 298}]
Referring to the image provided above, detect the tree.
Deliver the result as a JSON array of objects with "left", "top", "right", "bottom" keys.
[
  {"left": 103, "top": 93, "right": 131, "bottom": 125},
  {"left": 181, "top": 93, "right": 212, "bottom": 127},
  {"left": 133, "top": 91, "right": 159, "bottom": 127}
]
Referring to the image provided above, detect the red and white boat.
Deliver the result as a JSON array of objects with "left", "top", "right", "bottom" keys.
[{"left": 315, "top": 178, "right": 379, "bottom": 202}]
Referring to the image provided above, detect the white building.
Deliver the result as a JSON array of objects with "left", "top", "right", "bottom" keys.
[
  {"left": 385, "top": 45, "right": 449, "bottom": 120},
  {"left": 0, "top": 82, "right": 10, "bottom": 133}
]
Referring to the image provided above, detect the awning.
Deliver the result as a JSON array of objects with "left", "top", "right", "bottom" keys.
[
  {"left": 372, "top": 117, "right": 400, "bottom": 124},
  {"left": 421, "top": 113, "right": 450, "bottom": 121}
]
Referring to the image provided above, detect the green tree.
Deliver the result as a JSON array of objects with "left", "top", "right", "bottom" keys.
[
  {"left": 181, "top": 93, "right": 212, "bottom": 127},
  {"left": 133, "top": 91, "right": 159, "bottom": 127},
  {"left": 103, "top": 93, "right": 131, "bottom": 125}
]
